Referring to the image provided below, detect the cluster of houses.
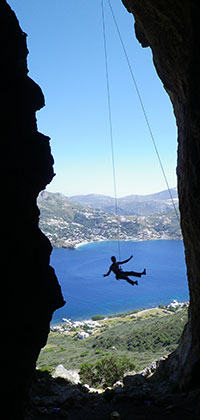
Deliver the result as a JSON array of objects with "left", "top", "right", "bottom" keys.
[
  {"left": 50, "top": 318, "right": 102, "bottom": 339},
  {"left": 167, "top": 299, "right": 188, "bottom": 309}
]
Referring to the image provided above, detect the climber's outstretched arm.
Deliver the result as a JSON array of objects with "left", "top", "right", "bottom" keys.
[
  {"left": 119, "top": 255, "right": 133, "bottom": 265},
  {"left": 103, "top": 267, "right": 112, "bottom": 277}
]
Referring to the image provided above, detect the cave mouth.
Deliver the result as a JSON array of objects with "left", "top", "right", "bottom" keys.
[{"left": 2, "top": 0, "right": 200, "bottom": 418}]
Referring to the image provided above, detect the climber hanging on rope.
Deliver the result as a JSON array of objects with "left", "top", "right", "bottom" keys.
[{"left": 103, "top": 255, "right": 146, "bottom": 286}]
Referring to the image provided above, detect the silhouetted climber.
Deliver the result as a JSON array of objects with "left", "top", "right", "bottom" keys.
[{"left": 103, "top": 255, "right": 146, "bottom": 286}]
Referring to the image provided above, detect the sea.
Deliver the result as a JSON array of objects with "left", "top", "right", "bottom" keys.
[{"left": 50, "top": 240, "right": 189, "bottom": 324}]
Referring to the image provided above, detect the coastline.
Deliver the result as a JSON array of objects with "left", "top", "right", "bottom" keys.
[
  {"left": 75, "top": 240, "right": 93, "bottom": 248},
  {"left": 75, "top": 239, "right": 110, "bottom": 249},
  {"left": 75, "top": 238, "right": 148, "bottom": 249},
  {"left": 62, "top": 239, "right": 105, "bottom": 250},
  {"left": 51, "top": 299, "right": 189, "bottom": 328},
  {"left": 65, "top": 237, "right": 181, "bottom": 250}
]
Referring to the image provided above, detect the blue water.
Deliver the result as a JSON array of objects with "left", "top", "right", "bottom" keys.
[{"left": 51, "top": 240, "right": 189, "bottom": 324}]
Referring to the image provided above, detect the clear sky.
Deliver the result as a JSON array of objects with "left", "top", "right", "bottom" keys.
[{"left": 8, "top": 0, "right": 178, "bottom": 197}]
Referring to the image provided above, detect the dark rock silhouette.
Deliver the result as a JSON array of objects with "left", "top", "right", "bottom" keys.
[
  {"left": 122, "top": 0, "right": 200, "bottom": 389},
  {"left": 0, "top": 1, "right": 65, "bottom": 418},
  {"left": 25, "top": 370, "right": 200, "bottom": 419},
  {"left": 2, "top": 0, "right": 200, "bottom": 417}
]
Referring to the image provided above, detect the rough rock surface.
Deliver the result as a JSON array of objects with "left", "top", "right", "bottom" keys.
[
  {"left": 0, "top": 2, "right": 65, "bottom": 418},
  {"left": 53, "top": 364, "right": 81, "bottom": 385},
  {"left": 122, "top": 0, "right": 200, "bottom": 389},
  {"left": 26, "top": 370, "right": 200, "bottom": 420}
]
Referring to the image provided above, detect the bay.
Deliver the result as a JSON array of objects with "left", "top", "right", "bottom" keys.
[{"left": 51, "top": 240, "right": 189, "bottom": 324}]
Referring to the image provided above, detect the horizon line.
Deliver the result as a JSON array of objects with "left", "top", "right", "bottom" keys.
[{"left": 44, "top": 186, "right": 177, "bottom": 199}]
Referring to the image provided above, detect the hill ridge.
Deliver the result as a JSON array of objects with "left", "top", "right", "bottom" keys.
[
  {"left": 70, "top": 187, "right": 177, "bottom": 202},
  {"left": 69, "top": 188, "right": 178, "bottom": 216},
  {"left": 37, "top": 190, "right": 181, "bottom": 248}
]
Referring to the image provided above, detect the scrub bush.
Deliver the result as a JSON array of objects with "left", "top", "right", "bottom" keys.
[{"left": 80, "top": 355, "right": 135, "bottom": 388}]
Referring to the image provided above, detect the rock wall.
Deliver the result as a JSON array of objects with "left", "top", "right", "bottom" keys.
[
  {"left": 122, "top": 0, "right": 200, "bottom": 388},
  {"left": 0, "top": 2, "right": 65, "bottom": 418}
]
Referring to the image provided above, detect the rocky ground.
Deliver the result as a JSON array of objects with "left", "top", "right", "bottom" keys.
[{"left": 25, "top": 370, "right": 200, "bottom": 420}]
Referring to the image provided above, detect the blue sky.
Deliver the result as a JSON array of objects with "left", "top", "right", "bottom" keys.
[{"left": 8, "top": 0, "right": 177, "bottom": 197}]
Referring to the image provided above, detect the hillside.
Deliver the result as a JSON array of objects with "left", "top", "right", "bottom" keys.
[
  {"left": 37, "top": 191, "right": 181, "bottom": 247},
  {"left": 28, "top": 305, "right": 199, "bottom": 420},
  {"left": 37, "top": 305, "right": 188, "bottom": 374},
  {"left": 69, "top": 188, "right": 178, "bottom": 216}
]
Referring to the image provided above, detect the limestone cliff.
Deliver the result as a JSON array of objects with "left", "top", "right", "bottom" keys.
[
  {"left": 0, "top": 1, "right": 65, "bottom": 418},
  {"left": 122, "top": 0, "right": 200, "bottom": 388}
]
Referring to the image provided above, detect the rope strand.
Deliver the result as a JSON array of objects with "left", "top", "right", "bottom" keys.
[
  {"left": 107, "top": 0, "right": 180, "bottom": 224},
  {"left": 101, "top": 0, "right": 121, "bottom": 260}
]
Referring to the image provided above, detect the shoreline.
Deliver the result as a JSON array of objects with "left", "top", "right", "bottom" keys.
[
  {"left": 51, "top": 299, "right": 189, "bottom": 327},
  {"left": 63, "top": 237, "right": 182, "bottom": 250},
  {"left": 75, "top": 239, "right": 114, "bottom": 249},
  {"left": 75, "top": 240, "right": 94, "bottom": 248}
]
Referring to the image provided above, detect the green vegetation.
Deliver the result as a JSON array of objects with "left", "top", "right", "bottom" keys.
[
  {"left": 91, "top": 315, "right": 106, "bottom": 321},
  {"left": 94, "top": 311, "right": 186, "bottom": 353},
  {"left": 107, "top": 308, "right": 142, "bottom": 318},
  {"left": 80, "top": 355, "right": 135, "bottom": 388},
  {"left": 37, "top": 307, "right": 188, "bottom": 376}
]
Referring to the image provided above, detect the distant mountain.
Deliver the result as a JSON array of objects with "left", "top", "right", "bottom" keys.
[
  {"left": 119, "top": 188, "right": 178, "bottom": 202},
  {"left": 37, "top": 190, "right": 181, "bottom": 248},
  {"left": 69, "top": 188, "right": 178, "bottom": 216},
  {"left": 69, "top": 194, "right": 115, "bottom": 213}
]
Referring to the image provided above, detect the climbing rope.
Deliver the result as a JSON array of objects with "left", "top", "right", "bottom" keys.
[
  {"left": 101, "top": 0, "right": 121, "bottom": 260},
  {"left": 104, "top": 0, "right": 180, "bottom": 225}
]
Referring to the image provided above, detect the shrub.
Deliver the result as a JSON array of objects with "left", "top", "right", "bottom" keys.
[
  {"left": 80, "top": 350, "right": 89, "bottom": 357},
  {"left": 79, "top": 362, "right": 97, "bottom": 386},
  {"left": 168, "top": 306, "right": 177, "bottom": 312},
  {"left": 79, "top": 355, "right": 135, "bottom": 388},
  {"left": 92, "top": 315, "right": 105, "bottom": 321}
]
